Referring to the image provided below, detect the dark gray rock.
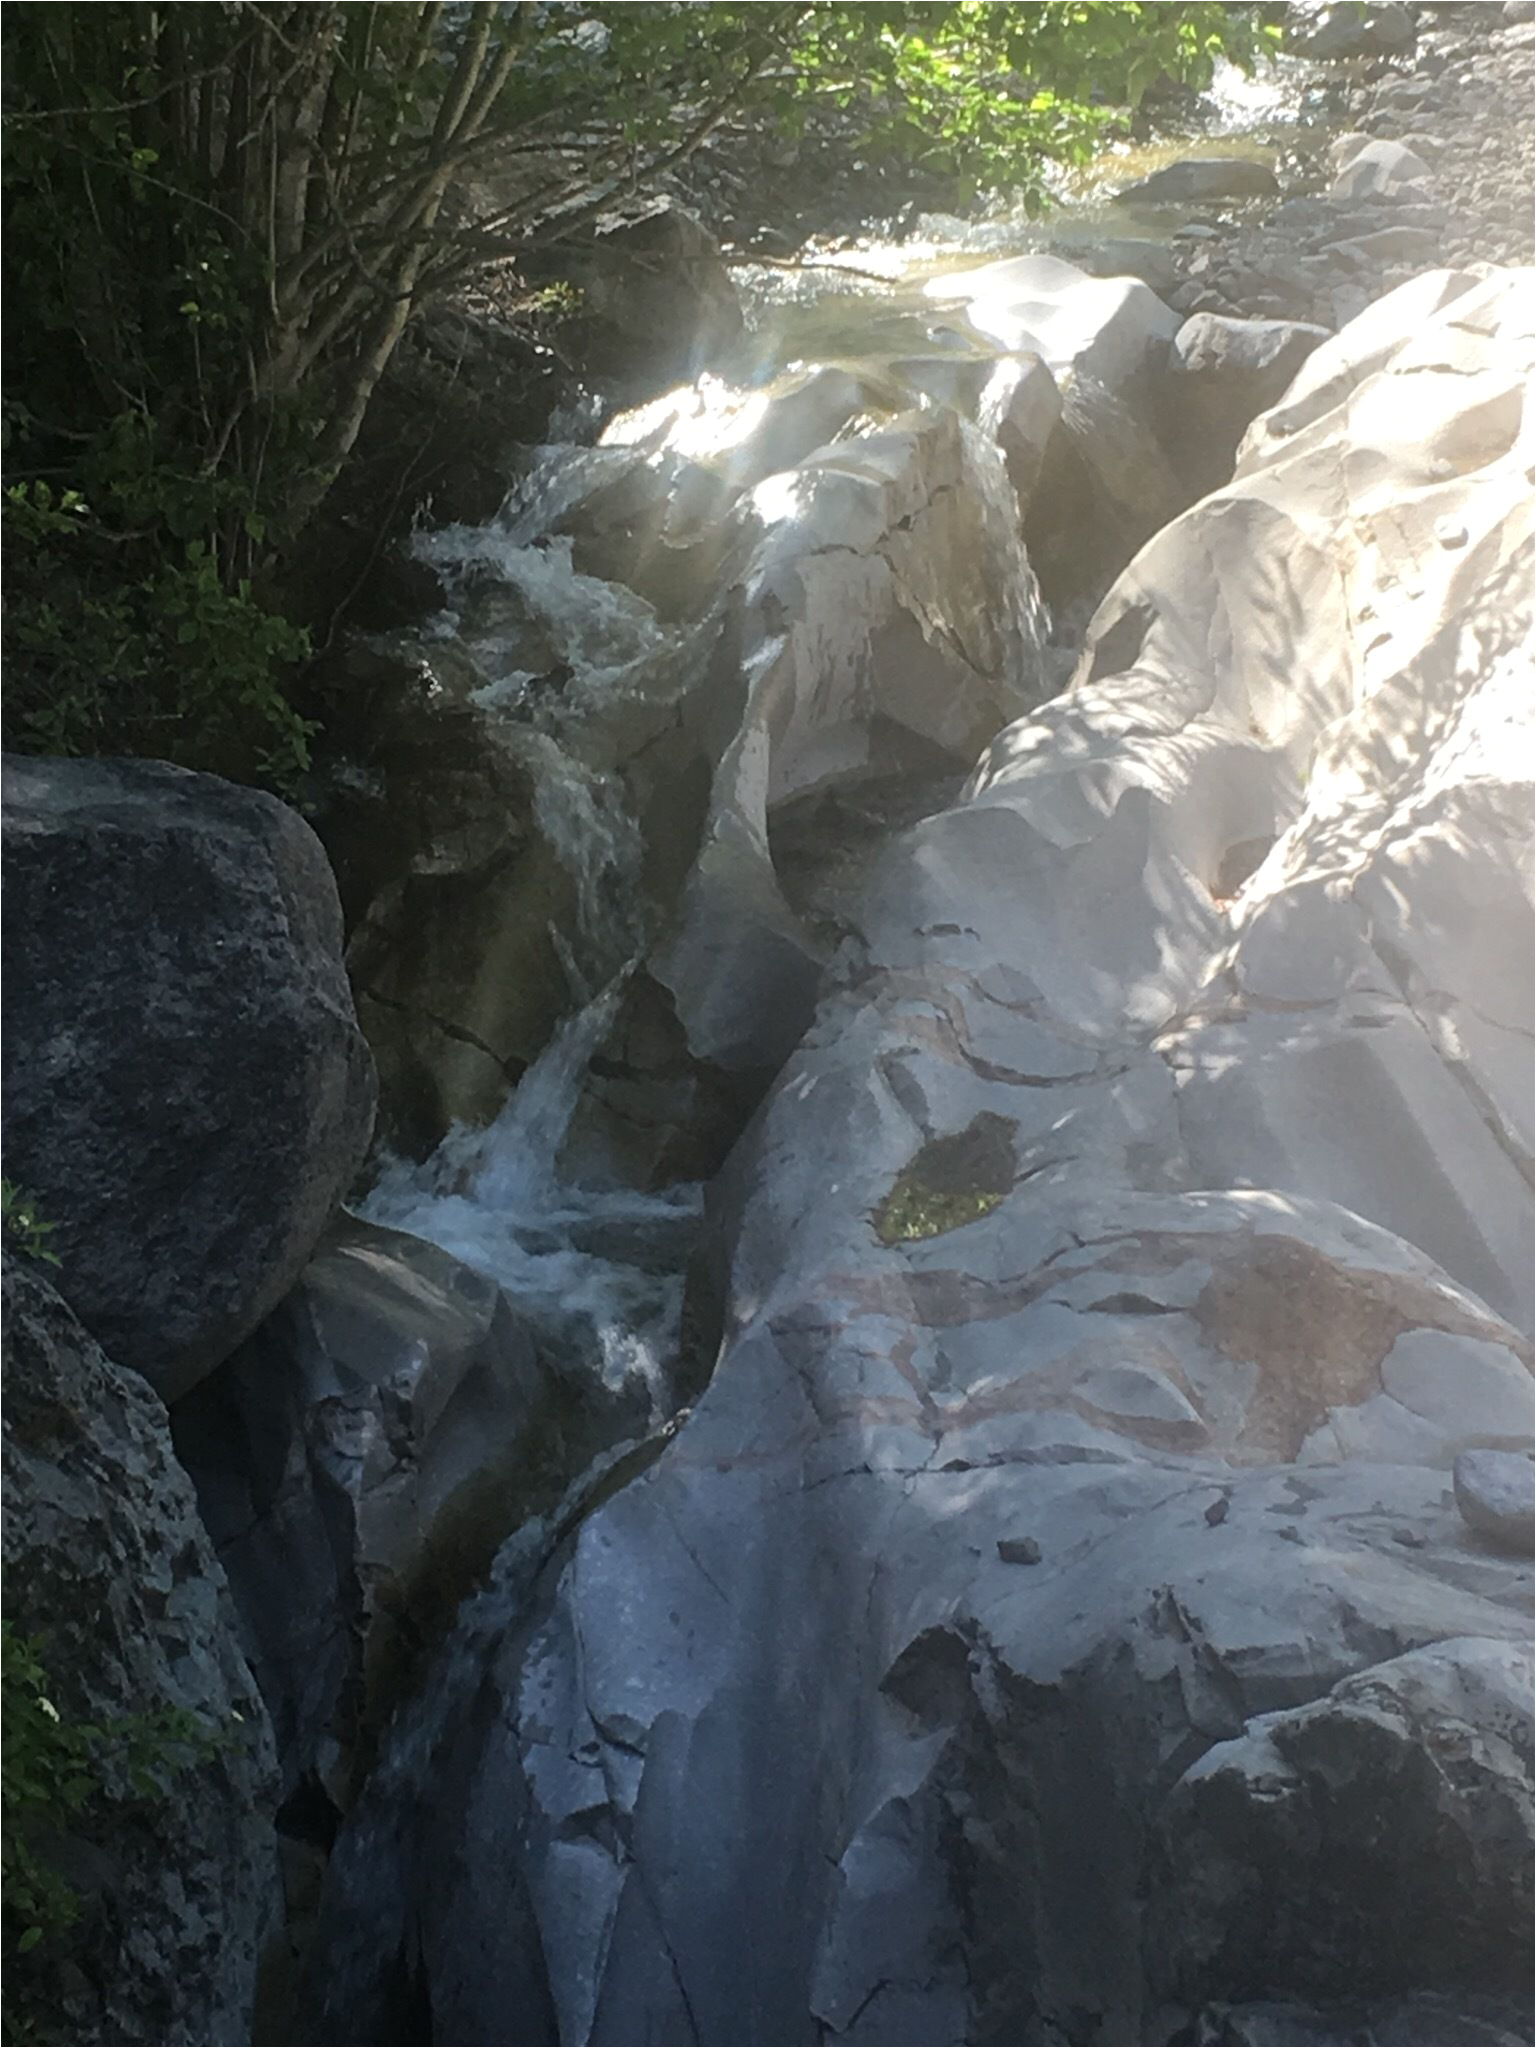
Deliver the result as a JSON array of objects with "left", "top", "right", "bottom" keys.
[
  {"left": 1118, "top": 157, "right": 1279, "bottom": 206},
  {"left": 1455, "top": 1449, "right": 1536, "bottom": 1554},
  {"left": 1151, "top": 1638, "right": 1534, "bottom": 2020},
  {"left": 171, "top": 1213, "right": 632, "bottom": 1814},
  {"left": 1168, "top": 312, "right": 1331, "bottom": 492},
  {"left": 314, "top": 662, "right": 588, "bottom": 1155},
  {"left": 2, "top": 755, "right": 376, "bottom": 1400},
  {"left": 523, "top": 198, "right": 744, "bottom": 396},
  {"left": 1289, "top": 2, "right": 1417, "bottom": 58},
  {"left": 2, "top": 1259, "right": 279, "bottom": 2046}
]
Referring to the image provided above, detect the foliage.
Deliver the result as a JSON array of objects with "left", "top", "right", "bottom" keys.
[
  {"left": 0, "top": 1185, "right": 60, "bottom": 1268},
  {"left": 876, "top": 1177, "right": 1006, "bottom": 1243},
  {"left": 873, "top": 1112, "right": 1017, "bottom": 1243},
  {"left": 1, "top": 1620, "right": 227, "bottom": 2040},
  {"left": 2, "top": 2, "right": 1275, "bottom": 780}
]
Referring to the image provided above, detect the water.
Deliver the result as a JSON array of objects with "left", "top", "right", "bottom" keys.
[
  {"left": 310, "top": 45, "right": 1333, "bottom": 2034},
  {"left": 348, "top": 32, "right": 1318, "bottom": 1576},
  {"left": 365, "top": 981, "right": 702, "bottom": 1419},
  {"left": 352, "top": 37, "right": 1298, "bottom": 1472}
]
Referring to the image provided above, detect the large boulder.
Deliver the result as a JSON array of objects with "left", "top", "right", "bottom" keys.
[
  {"left": 2, "top": 756, "right": 376, "bottom": 1400},
  {"left": 649, "top": 405, "right": 1048, "bottom": 1082},
  {"left": 3, "top": 1259, "right": 279, "bottom": 2046},
  {"left": 307, "top": 268, "right": 1535, "bottom": 2044},
  {"left": 925, "top": 249, "right": 1180, "bottom": 391},
  {"left": 925, "top": 251, "right": 1189, "bottom": 606}
]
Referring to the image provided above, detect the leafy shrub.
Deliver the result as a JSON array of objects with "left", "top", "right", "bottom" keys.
[
  {"left": 1, "top": 1621, "right": 228, "bottom": 2043},
  {"left": 0, "top": 1185, "right": 59, "bottom": 1268}
]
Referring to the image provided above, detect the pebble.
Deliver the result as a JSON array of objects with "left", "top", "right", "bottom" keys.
[{"left": 997, "top": 1536, "right": 1042, "bottom": 1566}]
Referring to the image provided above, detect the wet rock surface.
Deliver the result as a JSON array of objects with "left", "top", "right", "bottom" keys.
[
  {"left": 2, "top": 1261, "right": 279, "bottom": 2047},
  {"left": 304, "top": 269, "right": 1534, "bottom": 2045},
  {"left": 1, "top": 755, "right": 377, "bottom": 1400}
]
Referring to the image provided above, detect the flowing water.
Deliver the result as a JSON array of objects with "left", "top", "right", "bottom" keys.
[
  {"left": 351, "top": 30, "right": 1320, "bottom": 1576},
  {"left": 347, "top": 27, "right": 1320, "bottom": 1608}
]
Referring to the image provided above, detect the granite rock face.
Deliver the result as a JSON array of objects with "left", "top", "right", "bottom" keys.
[
  {"left": 2, "top": 1261, "right": 279, "bottom": 2046},
  {"left": 2, "top": 756, "right": 377, "bottom": 1399},
  {"left": 311, "top": 267, "right": 1535, "bottom": 2044}
]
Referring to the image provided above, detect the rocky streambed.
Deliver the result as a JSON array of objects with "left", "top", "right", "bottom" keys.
[{"left": 2, "top": 15, "right": 1533, "bottom": 2047}]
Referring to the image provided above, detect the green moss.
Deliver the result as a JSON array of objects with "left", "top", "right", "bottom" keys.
[{"left": 873, "top": 1113, "right": 1016, "bottom": 1245}]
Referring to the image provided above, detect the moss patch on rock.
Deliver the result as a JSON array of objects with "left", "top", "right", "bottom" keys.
[{"left": 874, "top": 1112, "right": 1016, "bottom": 1245}]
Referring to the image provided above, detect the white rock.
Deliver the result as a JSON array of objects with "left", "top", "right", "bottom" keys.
[{"left": 1330, "top": 138, "right": 1433, "bottom": 202}]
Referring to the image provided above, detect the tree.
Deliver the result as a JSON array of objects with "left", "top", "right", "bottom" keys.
[{"left": 2, "top": 2, "right": 1275, "bottom": 780}]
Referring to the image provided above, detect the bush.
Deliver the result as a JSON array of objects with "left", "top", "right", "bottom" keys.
[{"left": 0, "top": 1620, "right": 228, "bottom": 2044}]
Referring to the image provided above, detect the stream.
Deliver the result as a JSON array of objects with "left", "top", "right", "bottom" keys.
[
  {"left": 308, "top": 51, "right": 1334, "bottom": 2041},
  {"left": 352, "top": 53, "right": 1318, "bottom": 1428}
]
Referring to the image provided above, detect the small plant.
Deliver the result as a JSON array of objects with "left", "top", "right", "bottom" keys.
[
  {"left": 873, "top": 1113, "right": 1016, "bottom": 1245},
  {"left": 1, "top": 1620, "right": 229, "bottom": 2040},
  {"left": 0, "top": 1184, "right": 58, "bottom": 1267}
]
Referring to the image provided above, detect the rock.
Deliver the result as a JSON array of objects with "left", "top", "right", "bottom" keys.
[
  {"left": 2, "top": 756, "right": 376, "bottom": 1400},
  {"left": 977, "top": 350, "right": 1063, "bottom": 508},
  {"left": 313, "top": 625, "right": 658, "bottom": 1155},
  {"left": 169, "top": 1214, "right": 585, "bottom": 1813},
  {"left": 1167, "top": 312, "right": 1331, "bottom": 492},
  {"left": 651, "top": 405, "right": 1048, "bottom": 1079},
  {"left": 1330, "top": 130, "right": 1376, "bottom": 172},
  {"left": 924, "top": 250, "right": 1180, "bottom": 391},
  {"left": 1289, "top": 2, "right": 1417, "bottom": 58},
  {"left": 1152, "top": 1638, "right": 1533, "bottom": 2018},
  {"left": 3, "top": 1260, "right": 278, "bottom": 2046},
  {"left": 601, "top": 362, "right": 873, "bottom": 500},
  {"left": 923, "top": 255, "right": 1189, "bottom": 608},
  {"left": 522, "top": 198, "right": 743, "bottom": 396},
  {"left": 1328, "top": 223, "right": 1443, "bottom": 262},
  {"left": 1455, "top": 1449, "right": 1536, "bottom": 1554},
  {"left": 308, "top": 269, "right": 1536, "bottom": 2047},
  {"left": 1332, "top": 139, "right": 1434, "bottom": 201},
  {"left": 1116, "top": 157, "right": 1279, "bottom": 207},
  {"left": 1048, "top": 235, "right": 1181, "bottom": 296}
]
